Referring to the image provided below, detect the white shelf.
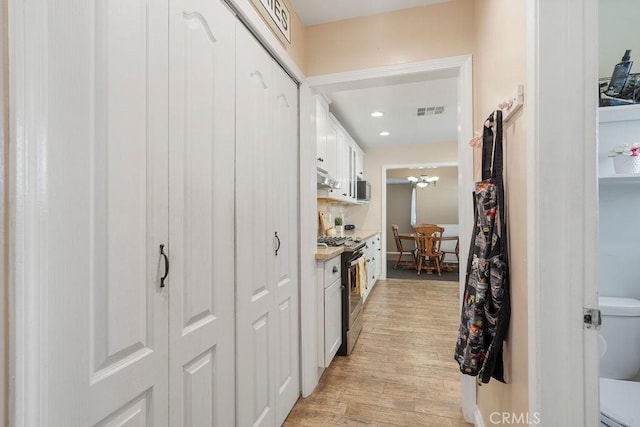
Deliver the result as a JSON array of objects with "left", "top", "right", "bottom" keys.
[
  {"left": 599, "top": 104, "right": 640, "bottom": 123},
  {"left": 599, "top": 173, "right": 640, "bottom": 183}
]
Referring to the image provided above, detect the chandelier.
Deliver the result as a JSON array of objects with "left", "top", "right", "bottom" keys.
[{"left": 407, "top": 175, "right": 440, "bottom": 188}]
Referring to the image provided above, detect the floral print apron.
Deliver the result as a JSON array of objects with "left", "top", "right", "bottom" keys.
[{"left": 454, "top": 110, "right": 511, "bottom": 384}]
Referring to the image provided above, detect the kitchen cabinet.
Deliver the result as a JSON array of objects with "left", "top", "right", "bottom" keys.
[
  {"left": 316, "top": 96, "right": 329, "bottom": 171},
  {"left": 362, "top": 233, "right": 382, "bottom": 302},
  {"left": 315, "top": 100, "right": 366, "bottom": 204},
  {"left": 355, "top": 145, "right": 364, "bottom": 181},
  {"left": 316, "top": 255, "right": 342, "bottom": 368}
]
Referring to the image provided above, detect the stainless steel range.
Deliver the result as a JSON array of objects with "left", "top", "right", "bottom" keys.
[{"left": 337, "top": 239, "right": 365, "bottom": 356}]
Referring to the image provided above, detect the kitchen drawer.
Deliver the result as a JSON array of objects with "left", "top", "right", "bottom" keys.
[{"left": 323, "top": 255, "right": 341, "bottom": 287}]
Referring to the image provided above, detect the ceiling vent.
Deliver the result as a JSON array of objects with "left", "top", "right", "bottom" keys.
[{"left": 417, "top": 106, "right": 445, "bottom": 116}]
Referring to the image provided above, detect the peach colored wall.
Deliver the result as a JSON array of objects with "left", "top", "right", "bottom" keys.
[
  {"left": 473, "top": 0, "right": 528, "bottom": 425},
  {"left": 249, "top": 0, "right": 306, "bottom": 72},
  {"left": 303, "top": 0, "right": 475, "bottom": 76},
  {"left": 385, "top": 184, "right": 412, "bottom": 252},
  {"left": 347, "top": 142, "right": 458, "bottom": 233}
]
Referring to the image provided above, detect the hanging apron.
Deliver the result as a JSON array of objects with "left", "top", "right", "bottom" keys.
[{"left": 454, "top": 110, "right": 511, "bottom": 384}]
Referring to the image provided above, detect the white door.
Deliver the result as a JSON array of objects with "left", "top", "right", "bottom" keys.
[
  {"left": 168, "top": 0, "right": 236, "bottom": 426},
  {"left": 271, "top": 63, "right": 300, "bottom": 426},
  {"left": 235, "top": 22, "right": 300, "bottom": 427},
  {"left": 89, "top": 0, "right": 170, "bottom": 424},
  {"left": 235, "top": 22, "right": 276, "bottom": 427},
  {"left": 45, "top": 0, "right": 170, "bottom": 424}
]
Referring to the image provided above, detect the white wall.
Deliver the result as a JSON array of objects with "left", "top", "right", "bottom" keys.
[
  {"left": 599, "top": 184, "right": 640, "bottom": 300},
  {"left": 599, "top": 0, "right": 640, "bottom": 79}
]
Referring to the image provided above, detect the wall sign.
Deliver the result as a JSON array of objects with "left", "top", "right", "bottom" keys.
[{"left": 258, "top": 0, "right": 291, "bottom": 43}]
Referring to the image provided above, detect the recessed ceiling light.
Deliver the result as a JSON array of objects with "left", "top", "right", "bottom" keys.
[
  {"left": 371, "top": 111, "right": 384, "bottom": 118},
  {"left": 379, "top": 131, "right": 390, "bottom": 136}
]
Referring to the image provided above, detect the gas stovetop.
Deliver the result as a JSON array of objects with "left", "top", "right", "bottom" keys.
[
  {"left": 317, "top": 236, "right": 348, "bottom": 246},
  {"left": 317, "top": 236, "right": 365, "bottom": 252}
]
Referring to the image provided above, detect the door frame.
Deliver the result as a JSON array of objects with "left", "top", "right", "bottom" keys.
[
  {"left": 526, "top": 0, "right": 599, "bottom": 425},
  {"left": 380, "top": 161, "right": 460, "bottom": 283},
  {"left": 0, "top": 0, "right": 7, "bottom": 423},
  {"left": 304, "top": 54, "right": 475, "bottom": 422}
]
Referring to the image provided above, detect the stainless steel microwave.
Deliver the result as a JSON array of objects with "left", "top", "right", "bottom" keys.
[{"left": 356, "top": 180, "right": 371, "bottom": 201}]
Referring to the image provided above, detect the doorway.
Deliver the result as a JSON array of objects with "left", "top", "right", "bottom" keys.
[
  {"left": 384, "top": 163, "right": 459, "bottom": 281},
  {"left": 304, "top": 54, "right": 475, "bottom": 421}
]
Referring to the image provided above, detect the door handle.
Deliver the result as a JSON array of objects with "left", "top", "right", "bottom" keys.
[
  {"left": 275, "top": 232, "right": 281, "bottom": 256},
  {"left": 160, "top": 244, "right": 169, "bottom": 288}
]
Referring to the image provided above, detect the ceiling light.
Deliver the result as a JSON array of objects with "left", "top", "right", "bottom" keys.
[
  {"left": 408, "top": 174, "right": 440, "bottom": 188},
  {"left": 379, "top": 131, "right": 390, "bottom": 136},
  {"left": 371, "top": 111, "right": 384, "bottom": 118}
]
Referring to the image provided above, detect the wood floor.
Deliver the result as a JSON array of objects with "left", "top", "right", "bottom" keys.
[{"left": 284, "top": 278, "right": 472, "bottom": 427}]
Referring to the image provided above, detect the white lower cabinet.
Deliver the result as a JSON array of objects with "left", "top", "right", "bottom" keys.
[
  {"left": 363, "top": 233, "right": 382, "bottom": 302},
  {"left": 324, "top": 279, "right": 343, "bottom": 366},
  {"left": 317, "top": 255, "right": 343, "bottom": 368}
]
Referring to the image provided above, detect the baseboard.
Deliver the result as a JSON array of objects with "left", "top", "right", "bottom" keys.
[{"left": 474, "top": 406, "right": 485, "bottom": 427}]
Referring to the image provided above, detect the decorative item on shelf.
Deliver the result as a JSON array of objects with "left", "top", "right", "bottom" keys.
[
  {"left": 608, "top": 143, "right": 640, "bottom": 174},
  {"left": 334, "top": 216, "right": 344, "bottom": 237}
]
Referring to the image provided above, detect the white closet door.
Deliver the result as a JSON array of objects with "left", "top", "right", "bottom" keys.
[
  {"left": 271, "top": 66, "right": 300, "bottom": 426},
  {"left": 85, "top": 0, "right": 169, "bottom": 425},
  {"left": 235, "top": 22, "right": 276, "bottom": 427},
  {"left": 41, "top": 0, "right": 169, "bottom": 424},
  {"left": 235, "top": 21, "right": 300, "bottom": 426},
  {"left": 168, "top": 0, "right": 236, "bottom": 426}
]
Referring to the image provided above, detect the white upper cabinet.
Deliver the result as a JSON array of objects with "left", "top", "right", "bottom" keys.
[
  {"left": 316, "top": 101, "right": 365, "bottom": 204},
  {"left": 355, "top": 145, "right": 364, "bottom": 181},
  {"left": 325, "top": 110, "right": 339, "bottom": 179},
  {"left": 316, "top": 96, "right": 329, "bottom": 171}
]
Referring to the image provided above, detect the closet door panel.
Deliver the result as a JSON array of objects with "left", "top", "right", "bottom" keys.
[
  {"left": 169, "top": 0, "right": 236, "bottom": 426},
  {"left": 33, "top": 0, "right": 169, "bottom": 423},
  {"left": 87, "top": 0, "right": 169, "bottom": 424},
  {"left": 235, "top": 22, "right": 277, "bottom": 427},
  {"left": 271, "top": 68, "right": 300, "bottom": 425}
]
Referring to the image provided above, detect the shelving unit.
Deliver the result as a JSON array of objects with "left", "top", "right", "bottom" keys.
[
  {"left": 597, "top": 103, "right": 640, "bottom": 301},
  {"left": 599, "top": 173, "right": 640, "bottom": 183},
  {"left": 599, "top": 104, "right": 640, "bottom": 123}
]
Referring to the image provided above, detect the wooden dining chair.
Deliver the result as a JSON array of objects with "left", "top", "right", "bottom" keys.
[
  {"left": 391, "top": 224, "right": 415, "bottom": 269},
  {"left": 414, "top": 225, "right": 444, "bottom": 276}
]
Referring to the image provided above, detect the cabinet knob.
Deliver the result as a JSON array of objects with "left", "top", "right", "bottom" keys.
[
  {"left": 317, "top": 157, "right": 324, "bottom": 162},
  {"left": 332, "top": 266, "right": 338, "bottom": 273}
]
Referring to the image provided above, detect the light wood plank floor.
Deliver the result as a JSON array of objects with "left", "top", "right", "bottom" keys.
[{"left": 284, "top": 278, "right": 472, "bottom": 427}]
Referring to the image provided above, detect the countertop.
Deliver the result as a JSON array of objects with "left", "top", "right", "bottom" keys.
[
  {"left": 315, "top": 229, "right": 381, "bottom": 261},
  {"left": 342, "top": 229, "right": 380, "bottom": 241},
  {"left": 315, "top": 246, "right": 344, "bottom": 261}
]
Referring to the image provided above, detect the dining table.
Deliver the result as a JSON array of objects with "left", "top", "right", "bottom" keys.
[{"left": 397, "top": 229, "right": 459, "bottom": 273}]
